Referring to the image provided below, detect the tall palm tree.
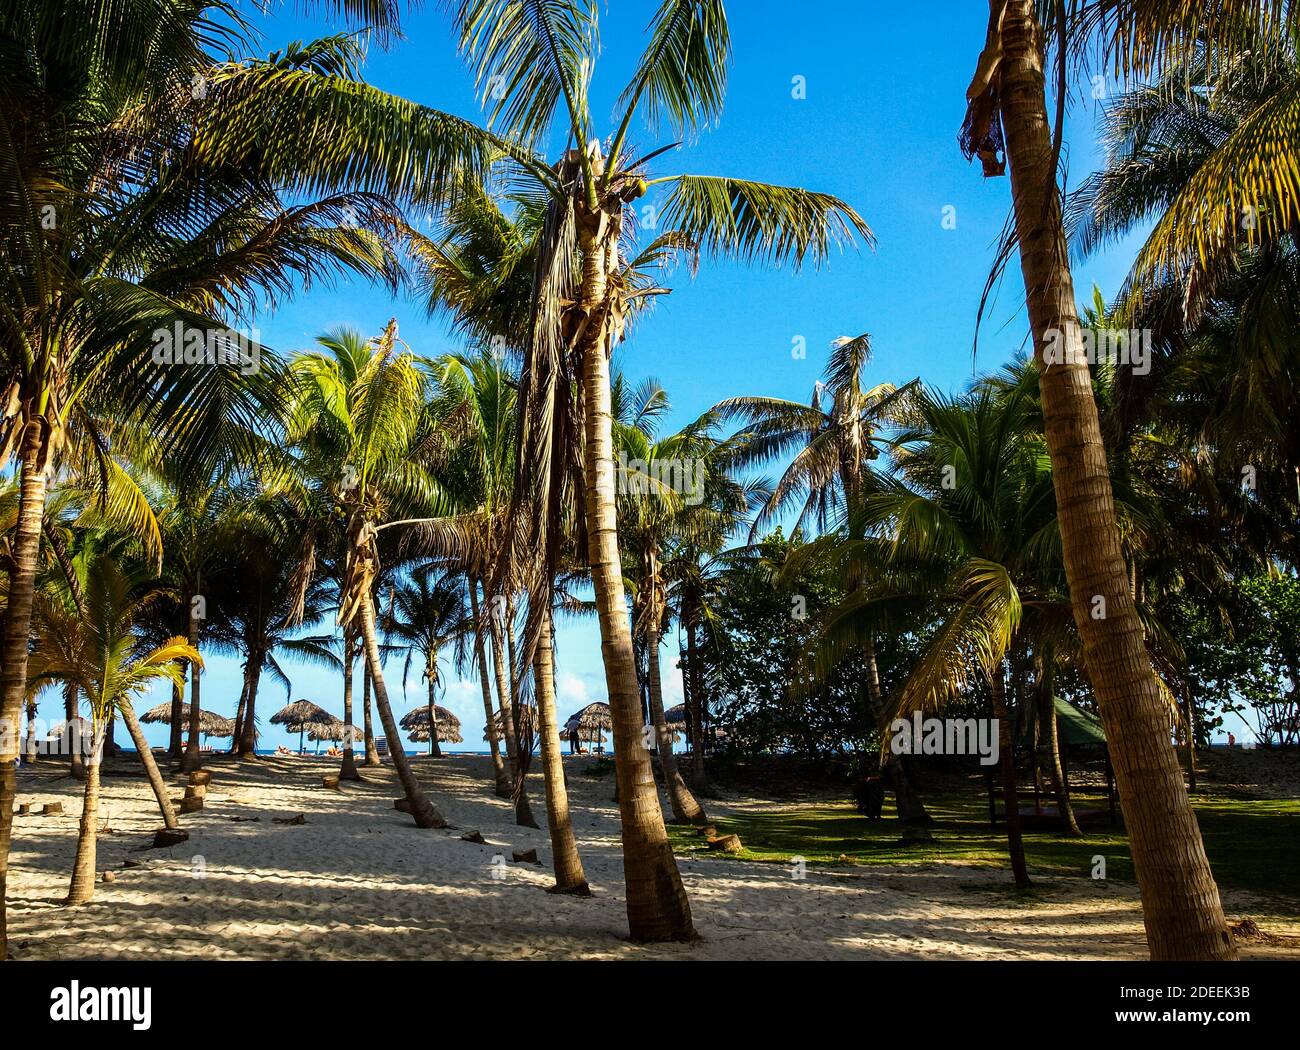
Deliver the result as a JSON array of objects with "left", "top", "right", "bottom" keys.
[
  {"left": 385, "top": 569, "right": 472, "bottom": 758},
  {"left": 955, "top": 0, "right": 1268, "bottom": 958},
  {"left": 0, "top": 0, "right": 475, "bottom": 952},
  {"left": 716, "top": 334, "right": 928, "bottom": 820},
  {"left": 29, "top": 555, "right": 196, "bottom": 905},
  {"left": 430, "top": 0, "right": 870, "bottom": 941},
  {"left": 617, "top": 390, "right": 725, "bottom": 826},
  {"left": 282, "top": 322, "right": 456, "bottom": 827}
]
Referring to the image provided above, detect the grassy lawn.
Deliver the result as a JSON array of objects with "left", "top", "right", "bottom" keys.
[{"left": 668, "top": 791, "right": 1300, "bottom": 903}]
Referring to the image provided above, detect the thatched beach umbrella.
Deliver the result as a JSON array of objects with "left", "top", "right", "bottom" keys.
[
  {"left": 269, "top": 700, "right": 335, "bottom": 753},
  {"left": 563, "top": 702, "right": 612, "bottom": 753},
  {"left": 308, "top": 720, "right": 363, "bottom": 744},
  {"left": 400, "top": 706, "right": 463, "bottom": 753},
  {"left": 141, "top": 702, "right": 233, "bottom": 741}
]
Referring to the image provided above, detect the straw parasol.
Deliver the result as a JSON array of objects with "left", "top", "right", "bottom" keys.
[
  {"left": 664, "top": 703, "right": 687, "bottom": 725},
  {"left": 400, "top": 706, "right": 464, "bottom": 748},
  {"left": 140, "top": 701, "right": 234, "bottom": 738},
  {"left": 269, "top": 700, "right": 336, "bottom": 753},
  {"left": 563, "top": 702, "right": 612, "bottom": 753},
  {"left": 308, "top": 720, "right": 364, "bottom": 743}
]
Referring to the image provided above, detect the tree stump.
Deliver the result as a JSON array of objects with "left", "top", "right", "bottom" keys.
[
  {"left": 188, "top": 771, "right": 212, "bottom": 787},
  {"left": 41, "top": 802, "right": 63, "bottom": 816},
  {"left": 461, "top": 830, "right": 485, "bottom": 844},
  {"left": 322, "top": 775, "right": 340, "bottom": 790},
  {"left": 512, "top": 848, "right": 540, "bottom": 864},
  {"left": 179, "top": 796, "right": 204, "bottom": 814},
  {"left": 151, "top": 828, "right": 190, "bottom": 849},
  {"left": 16, "top": 803, "right": 31, "bottom": 816},
  {"left": 707, "top": 833, "right": 743, "bottom": 853}
]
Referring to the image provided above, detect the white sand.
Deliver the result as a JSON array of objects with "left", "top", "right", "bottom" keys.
[{"left": 8, "top": 754, "right": 1297, "bottom": 960}]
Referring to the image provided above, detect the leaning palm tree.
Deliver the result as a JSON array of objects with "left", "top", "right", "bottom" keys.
[
  {"left": 29, "top": 555, "right": 196, "bottom": 905},
  {"left": 280, "top": 322, "right": 457, "bottom": 827},
  {"left": 426, "top": 0, "right": 870, "bottom": 941},
  {"left": 955, "top": 0, "right": 1273, "bottom": 958}
]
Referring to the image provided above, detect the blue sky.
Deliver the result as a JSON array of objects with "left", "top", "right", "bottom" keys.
[{"left": 37, "top": 1, "right": 1174, "bottom": 751}]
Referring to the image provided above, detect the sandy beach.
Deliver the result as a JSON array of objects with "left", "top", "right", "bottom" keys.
[{"left": 9, "top": 754, "right": 1297, "bottom": 961}]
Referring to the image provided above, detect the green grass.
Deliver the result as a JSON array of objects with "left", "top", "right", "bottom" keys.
[{"left": 669, "top": 792, "right": 1300, "bottom": 904}]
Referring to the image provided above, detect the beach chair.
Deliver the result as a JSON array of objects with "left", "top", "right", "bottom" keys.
[{"left": 375, "top": 737, "right": 389, "bottom": 759}]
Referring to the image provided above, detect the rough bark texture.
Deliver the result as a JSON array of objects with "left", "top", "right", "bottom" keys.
[
  {"left": 0, "top": 426, "right": 50, "bottom": 954},
  {"left": 120, "top": 703, "right": 179, "bottom": 830},
  {"left": 997, "top": 0, "right": 1233, "bottom": 958},
  {"left": 534, "top": 608, "right": 590, "bottom": 894},
  {"left": 66, "top": 732, "right": 104, "bottom": 905},
  {"left": 578, "top": 209, "right": 694, "bottom": 941},
  {"left": 360, "top": 590, "right": 445, "bottom": 828},
  {"left": 470, "top": 577, "right": 510, "bottom": 795}
]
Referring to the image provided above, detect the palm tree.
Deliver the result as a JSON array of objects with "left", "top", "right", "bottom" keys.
[
  {"left": 717, "top": 334, "right": 928, "bottom": 821},
  {"left": 0, "top": 0, "right": 474, "bottom": 952},
  {"left": 821, "top": 383, "right": 1069, "bottom": 885},
  {"left": 282, "top": 323, "right": 455, "bottom": 827},
  {"left": 956, "top": 0, "right": 1257, "bottom": 959},
  {"left": 32, "top": 539, "right": 182, "bottom": 833},
  {"left": 616, "top": 389, "right": 722, "bottom": 826},
  {"left": 427, "top": 0, "right": 870, "bottom": 941},
  {"left": 385, "top": 569, "right": 472, "bottom": 759},
  {"left": 29, "top": 555, "right": 196, "bottom": 905}
]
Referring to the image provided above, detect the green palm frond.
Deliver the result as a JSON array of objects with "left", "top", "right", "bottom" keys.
[{"left": 658, "top": 175, "right": 874, "bottom": 268}]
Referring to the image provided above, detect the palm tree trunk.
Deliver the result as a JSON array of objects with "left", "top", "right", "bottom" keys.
[
  {"left": 686, "top": 621, "right": 709, "bottom": 786},
  {"left": 0, "top": 424, "right": 50, "bottom": 954},
  {"left": 237, "top": 657, "right": 261, "bottom": 757},
  {"left": 504, "top": 601, "right": 537, "bottom": 827},
  {"left": 426, "top": 670, "right": 442, "bottom": 758},
  {"left": 578, "top": 212, "right": 695, "bottom": 941},
  {"left": 361, "top": 659, "right": 382, "bottom": 766},
  {"left": 67, "top": 727, "right": 106, "bottom": 905},
  {"left": 489, "top": 613, "right": 521, "bottom": 774},
  {"left": 167, "top": 679, "right": 184, "bottom": 758},
  {"left": 359, "top": 589, "right": 445, "bottom": 828},
  {"left": 179, "top": 604, "right": 203, "bottom": 772},
  {"left": 535, "top": 606, "right": 590, "bottom": 894},
  {"left": 65, "top": 681, "right": 85, "bottom": 780},
  {"left": 230, "top": 668, "right": 250, "bottom": 755},
  {"left": 988, "top": 663, "right": 1030, "bottom": 888},
  {"left": 1034, "top": 661, "right": 1080, "bottom": 836},
  {"left": 120, "top": 703, "right": 179, "bottom": 830},
  {"left": 865, "top": 637, "right": 933, "bottom": 834},
  {"left": 340, "top": 629, "right": 361, "bottom": 780},
  {"left": 470, "top": 576, "right": 510, "bottom": 796},
  {"left": 1180, "top": 676, "right": 1198, "bottom": 794},
  {"left": 646, "top": 611, "right": 706, "bottom": 825},
  {"left": 22, "top": 700, "right": 38, "bottom": 765},
  {"left": 996, "top": 0, "right": 1232, "bottom": 958}
]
